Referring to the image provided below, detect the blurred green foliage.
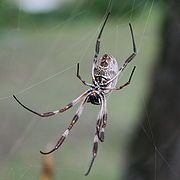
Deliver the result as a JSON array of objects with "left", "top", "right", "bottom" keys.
[
  {"left": 0, "top": 0, "right": 18, "bottom": 27},
  {"left": 80, "top": 0, "right": 149, "bottom": 16},
  {"left": 0, "top": 0, "right": 168, "bottom": 28}
]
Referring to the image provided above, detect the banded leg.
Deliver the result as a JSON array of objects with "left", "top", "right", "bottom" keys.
[
  {"left": 40, "top": 94, "right": 89, "bottom": 155},
  {"left": 103, "top": 66, "right": 136, "bottom": 91},
  {"left": 105, "top": 23, "right": 137, "bottom": 86},
  {"left": 93, "top": 12, "right": 110, "bottom": 62},
  {"left": 85, "top": 95, "right": 104, "bottom": 176},
  {"left": 98, "top": 93, "right": 107, "bottom": 142},
  {"left": 92, "top": 12, "right": 111, "bottom": 85},
  {"left": 13, "top": 90, "right": 91, "bottom": 117},
  {"left": 85, "top": 132, "right": 99, "bottom": 176},
  {"left": 96, "top": 117, "right": 102, "bottom": 141},
  {"left": 96, "top": 97, "right": 103, "bottom": 141}
]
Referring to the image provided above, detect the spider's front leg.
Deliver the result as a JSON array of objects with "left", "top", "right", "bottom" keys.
[
  {"left": 105, "top": 23, "right": 137, "bottom": 86},
  {"left": 93, "top": 12, "right": 110, "bottom": 61},
  {"left": 122, "top": 23, "right": 137, "bottom": 66},
  {"left": 92, "top": 12, "right": 110, "bottom": 85}
]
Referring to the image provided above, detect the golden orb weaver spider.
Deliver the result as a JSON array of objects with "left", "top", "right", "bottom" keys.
[{"left": 13, "top": 12, "right": 137, "bottom": 176}]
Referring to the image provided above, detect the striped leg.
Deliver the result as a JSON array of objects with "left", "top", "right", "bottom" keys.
[
  {"left": 13, "top": 90, "right": 91, "bottom": 117},
  {"left": 98, "top": 93, "right": 107, "bottom": 142},
  {"left": 40, "top": 94, "right": 89, "bottom": 155},
  {"left": 95, "top": 94, "right": 103, "bottom": 135},
  {"left": 93, "top": 12, "right": 110, "bottom": 63},
  {"left": 85, "top": 95, "right": 104, "bottom": 176},
  {"left": 92, "top": 12, "right": 110, "bottom": 85},
  {"left": 85, "top": 132, "right": 99, "bottom": 176}
]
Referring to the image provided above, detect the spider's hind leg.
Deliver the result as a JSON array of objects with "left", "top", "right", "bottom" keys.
[
  {"left": 85, "top": 133, "right": 99, "bottom": 176},
  {"left": 97, "top": 93, "right": 107, "bottom": 142},
  {"left": 85, "top": 93, "right": 104, "bottom": 176},
  {"left": 40, "top": 94, "right": 90, "bottom": 155}
]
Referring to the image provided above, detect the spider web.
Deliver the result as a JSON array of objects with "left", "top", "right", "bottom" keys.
[{"left": 0, "top": 0, "right": 175, "bottom": 179}]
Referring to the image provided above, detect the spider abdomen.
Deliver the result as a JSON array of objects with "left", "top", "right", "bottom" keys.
[{"left": 94, "top": 54, "right": 119, "bottom": 93}]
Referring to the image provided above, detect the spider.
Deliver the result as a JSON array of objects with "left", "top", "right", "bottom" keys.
[{"left": 13, "top": 12, "right": 137, "bottom": 176}]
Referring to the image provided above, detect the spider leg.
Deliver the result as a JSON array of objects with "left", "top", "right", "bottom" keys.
[
  {"left": 102, "top": 66, "right": 136, "bottom": 91},
  {"left": 95, "top": 96, "right": 103, "bottom": 140},
  {"left": 114, "top": 66, "right": 136, "bottom": 90},
  {"left": 92, "top": 12, "right": 110, "bottom": 85},
  {"left": 122, "top": 23, "right": 137, "bottom": 66},
  {"left": 96, "top": 117, "right": 102, "bottom": 140},
  {"left": 40, "top": 94, "right": 89, "bottom": 155},
  {"left": 105, "top": 23, "right": 137, "bottom": 86},
  {"left": 85, "top": 133, "right": 99, "bottom": 176},
  {"left": 94, "top": 12, "right": 110, "bottom": 61},
  {"left": 85, "top": 93, "right": 105, "bottom": 175},
  {"left": 13, "top": 90, "right": 92, "bottom": 117},
  {"left": 97, "top": 93, "right": 107, "bottom": 142},
  {"left": 76, "top": 63, "right": 93, "bottom": 87}
]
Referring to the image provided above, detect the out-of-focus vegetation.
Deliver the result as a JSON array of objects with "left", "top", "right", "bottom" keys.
[
  {"left": 0, "top": 0, "right": 168, "bottom": 28},
  {"left": 124, "top": 1, "right": 180, "bottom": 179}
]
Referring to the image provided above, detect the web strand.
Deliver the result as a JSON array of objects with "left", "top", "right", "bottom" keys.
[{"left": 138, "top": 0, "right": 155, "bottom": 51}]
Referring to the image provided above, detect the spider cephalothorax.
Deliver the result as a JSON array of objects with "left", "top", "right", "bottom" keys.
[{"left": 13, "top": 12, "right": 137, "bottom": 176}]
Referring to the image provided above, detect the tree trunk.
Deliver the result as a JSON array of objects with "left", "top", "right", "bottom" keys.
[{"left": 124, "top": 1, "right": 180, "bottom": 180}]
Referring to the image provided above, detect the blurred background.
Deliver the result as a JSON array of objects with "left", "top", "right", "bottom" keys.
[{"left": 0, "top": 0, "right": 180, "bottom": 180}]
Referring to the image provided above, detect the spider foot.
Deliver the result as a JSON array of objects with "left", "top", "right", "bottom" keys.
[
  {"left": 40, "top": 145, "right": 59, "bottom": 155},
  {"left": 84, "top": 156, "right": 96, "bottom": 176},
  {"left": 40, "top": 150, "right": 54, "bottom": 155}
]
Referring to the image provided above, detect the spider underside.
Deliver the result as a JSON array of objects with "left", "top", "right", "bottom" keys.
[{"left": 13, "top": 12, "right": 137, "bottom": 176}]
